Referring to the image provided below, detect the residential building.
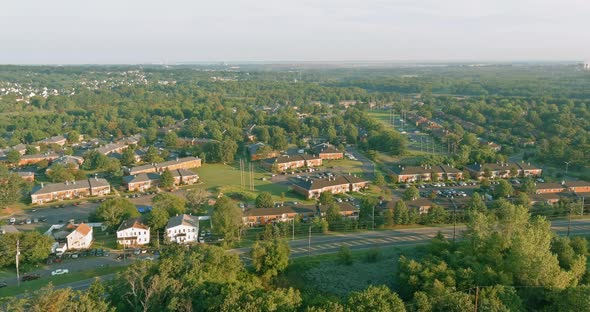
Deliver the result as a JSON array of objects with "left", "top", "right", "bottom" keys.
[
  {"left": 292, "top": 174, "right": 369, "bottom": 199},
  {"left": 467, "top": 162, "right": 542, "bottom": 180},
  {"left": 248, "top": 142, "right": 279, "bottom": 161},
  {"left": 126, "top": 157, "right": 202, "bottom": 175},
  {"left": 31, "top": 177, "right": 111, "bottom": 204},
  {"left": 37, "top": 135, "right": 67, "bottom": 146},
  {"left": 242, "top": 202, "right": 359, "bottom": 226},
  {"left": 312, "top": 143, "right": 344, "bottom": 160},
  {"left": 66, "top": 223, "right": 93, "bottom": 250},
  {"left": 535, "top": 182, "right": 566, "bottom": 194},
  {"left": 116, "top": 218, "right": 150, "bottom": 246},
  {"left": 567, "top": 181, "right": 590, "bottom": 194},
  {"left": 265, "top": 154, "right": 322, "bottom": 172},
  {"left": 0, "top": 225, "right": 19, "bottom": 234},
  {"left": 166, "top": 214, "right": 199, "bottom": 244},
  {"left": 96, "top": 142, "right": 128, "bottom": 156},
  {"left": 17, "top": 153, "right": 59, "bottom": 166},
  {"left": 14, "top": 171, "right": 35, "bottom": 182},
  {"left": 123, "top": 169, "right": 199, "bottom": 191},
  {"left": 406, "top": 198, "right": 434, "bottom": 214},
  {"left": 395, "top": 165, "right": 463, "bottom": 183}
]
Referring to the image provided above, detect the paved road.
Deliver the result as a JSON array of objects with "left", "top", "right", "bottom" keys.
[
  {"left": 233, "top": 218, "right": 590, "bottom": 260},
  {"left": 8, "top": 219, "right": 590, "bottom": 294}
]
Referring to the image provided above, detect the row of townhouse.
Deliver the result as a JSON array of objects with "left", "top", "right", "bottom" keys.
[
  {"left": 126, "top": 157, "right": 202, "bottom": 175},
  {"left": 311, "top": 143, "right": 344, "bottom": 160},
  {"left": 291, "top": 174, "right": 370, "bottom": 199},
  {"left": 31, "top": 177, "right": 111, "bottom": 205},
  {"left": 122, "top": 169, "right": 199, "bottom": 191},
  {"left": 395, "top": 165, "right": 463, "bottom": 183},
  {"left": 466, "top": 162, "right": 542, "bottom": 179},
  {"left": 242, "top": 202, "right": 359, "bottom": 227},
  {"left": 264, "top": 154, "right": 323, "bottom": 172},
  {"left": 535, "top": 181, "right": 590, "bottom": 194}
]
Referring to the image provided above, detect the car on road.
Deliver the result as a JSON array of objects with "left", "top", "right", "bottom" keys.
[
  {"left": 51, "top": 269, "right": 69, "bottom": 276},
  {"left": 22, "top": 274, "right": 40, "bottom": 282}
]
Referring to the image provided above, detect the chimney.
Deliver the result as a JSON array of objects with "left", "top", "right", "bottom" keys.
[{"left": 66, "top": 181, "right": 69, "bottom": 185}]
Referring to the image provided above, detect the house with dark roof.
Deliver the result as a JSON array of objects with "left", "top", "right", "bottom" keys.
[
  {"left": 394, "top": 165, "right": 463, "bottom": 183},
  {"left": 126, "top": 157, "right": 202, "bottom": 176},
  {"left": 264, "top": 154, "right": 323, "bottom": 172},
  {"left": 248, "top": 142, "right": 280, "bottom": 161},
  {"left": 18, "top": 153, "right": 59, "bottom": 166},
  {"left": 37, "top": 135, "right": 67, "bottom": 146},
  {"left": 467, "top": 162, "right": 542, "bottom": 180},
  {"left": 116, "top": 218, "right": 150, "bottom": 246},
  {"left": 292, "top": 174, "right": 369, "bottom": 199},
  {"left": 312, "top": 143, "right": 344, "bottom": 160},
  {"left": 95, "top": 142, "right": 128, "bottom": 156},
  {"left": 123, "top": 169, "right": 199, "bottom": 191},
  {"left": 31, "top": 177, "right": 111, "bottom": 204},
  {"left": 242, "top": 202, "right": 359, "bottom": 226}
]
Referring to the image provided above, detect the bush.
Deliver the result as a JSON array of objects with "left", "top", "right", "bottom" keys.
[
  {"left": 337, "top": 246, "right": 353, "bottom": 265},
  {"left": 365, "top": 248, "right": 381, "bottom": 263}
]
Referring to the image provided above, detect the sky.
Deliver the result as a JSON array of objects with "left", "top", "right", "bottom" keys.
[{"left": 1, "top": 0, "right": 589, "bottom": 64}]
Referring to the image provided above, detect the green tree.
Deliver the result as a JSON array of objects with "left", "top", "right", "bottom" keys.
[
  {"left": 212, "top": 196, "right": 243, "bottom": 241},
  {"left": 424, "top": 205, "right": 449, "bottom": 224},
  {"left": 384, "top": 209, "right": 394, "bottom": 227},
  {"left": 0, "top": 165, "right": 23, "bottom": 208},
  {"left": 359, "top": 197, "right": 378, "bottom": 221},
  {"left": 163, "top": 131, "right": 179, "bottom": 148},
  {"left": 120, "top": 147, "right": 136, "bottom": 167},
  {"left": 394, "top": 201, "right": 409, "bottom": 225},
  {"left": 67, "top": 130, "right": 81, "bottom": 144},
  {"left": 159, "top": 169, "right": 175, "bottom": 189},
  {"left": 95, "top": 198, "right": 139, "bottom": 229},
  {"left": 494, "top": 180, "right": 514, "bottom": 199},
  {"left": 147, "top": 206, "right": 170, "bottom": 231},
  {"left": 255, "top": 192, "right": 274, "bottom": 208},
  {"left": 219, "top": 139, "right": 238, "bottom": 163},
  {"left": 466, "top": 193, "right": 487, "bottom": 213},
  {"left": 402, "top": 186, "right": 419, "bottom": 201},
  {"left": 250, "top": 239, "right": 290, "bottom": 279},
  {"left": 144, "top": 146, "right": 163, "bottom": 163},
  {"left": 346, "top": 285, "right": 406, "bottom": 312},
  {"left": 152, "top": 193, "right": 186, "bottom": 216},
  {"left": 6, "top": 149, "right": 21, "bottom": 166},
  {"left": 374, "top": 172, "right": 386, "bottom": 186},
  {"left": 185, "top": 188, "right": 210, "bottom": 214},
  {"left": 319, "top": 192, "right": 334, "bottom": 205},
  {"left": 0, "top": 232, "right": 53, "bottom": 267},
  {"left": 326, "top": 202, "right": 341, "bottom": 223}
]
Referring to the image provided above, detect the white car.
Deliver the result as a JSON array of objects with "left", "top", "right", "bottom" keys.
[{"left": 51, "top": 269, "right": 69, "bottom": 276}]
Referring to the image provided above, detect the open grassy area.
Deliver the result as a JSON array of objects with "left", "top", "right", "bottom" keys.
[
  {"left": 277, "top": 245, "right": 424, "bottom": 300},
  {"left": 0, "top": 265, "right": 125, "bottom": 297}
]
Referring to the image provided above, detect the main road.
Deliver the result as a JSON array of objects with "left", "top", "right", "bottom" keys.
[{"left": 10, "top": 219, "right": 590, "bottom": 294}]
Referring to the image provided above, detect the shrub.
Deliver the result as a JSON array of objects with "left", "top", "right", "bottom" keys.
[
  {"left": 337, "top": 246, "right": 353, "bottom": 265},
  {"left": 365, "top": 248, "right": 381, "bottom": 263}
]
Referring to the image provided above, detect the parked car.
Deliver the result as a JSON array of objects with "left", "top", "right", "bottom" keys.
[
  {"left": 9, "top": 218, "right": 15, "bottom": 224},
  {"left": 26, "top": 219, "right": 31, "bottom": 224},
  {"left": 0, "top": 281, "right": 7, "bottom": 288},
  {"left": 51, "top": 269, "right": 69, "bottom": 276},
  {"left": 22, "top": 274, "right": 40, "bottom": 282},
  {"left": 198, "top": 237, "right": 205, "bottom": 243}
]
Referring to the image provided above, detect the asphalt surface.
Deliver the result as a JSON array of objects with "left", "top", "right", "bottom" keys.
[{"left": 345, "top": 146, "right": 375, "bottom": 180}]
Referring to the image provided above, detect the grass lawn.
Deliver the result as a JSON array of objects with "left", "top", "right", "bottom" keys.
[
  {"left": 277, "top": 245, "right": 424, "bottom": 301},
  {"left": 0, "top": 265, "right": 125, "bottom": 297},
  {"left": 196, "top": 163, "right": 312, "bottom": 204}
]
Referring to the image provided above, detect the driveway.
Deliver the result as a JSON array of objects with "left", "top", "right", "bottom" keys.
[{"left": 345, "top": 146, "right": 375, "bottom": 180}]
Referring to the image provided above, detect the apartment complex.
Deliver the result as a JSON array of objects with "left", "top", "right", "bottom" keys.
[
  {"left": 292, "top": 174, "right": 369, "bottom": 199},
  {"left": 31, "top": 177, "right": 111, "bottom": 204},
  {"left": 126, "top": 157, "right": 202, "bottom": 175}
]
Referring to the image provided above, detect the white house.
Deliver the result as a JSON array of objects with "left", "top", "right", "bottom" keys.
[
  {"left": 116, "top": 218, "right": 150, "bottom": 246},
  {"left": 166, "top": 214, "right": 199, "bottom": 244},
  {"left": 66, "top": 223, "right": 93, "bottom": 250}
]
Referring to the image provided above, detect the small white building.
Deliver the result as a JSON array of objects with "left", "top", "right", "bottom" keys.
[
  {"left": 66, "top": 223, "right": 93, "bottom": 250},
  {"left": 116, "top": 218, "right": 150, "bottom": 246},
  {"left": 166, "top": 214, "right": 199, "bottom": 244}
]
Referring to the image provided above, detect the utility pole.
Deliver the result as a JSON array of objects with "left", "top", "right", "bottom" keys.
[
  {"left": 292, "top": 219, "right": 295, "bottom": 241},
  {"left": 474, "top": 286, "right": 479, "bottom": 312},
  {"left": 16, "top": 239, "right": 20, "bottom": 287},
  {"left": 451, "top": 196, "right": 457, "bottom": 243},
  {"left": 567, "top": 206, "right": 572, "bottom": 237},
  {"left": 564, "top": 161, "right": 570, "bottom": 181},
  {"left": 308, "top": 226, "right": 312, "bottom": 256},
  {"left": 372, "top": 204, "right": 375, "bottom": 230}
]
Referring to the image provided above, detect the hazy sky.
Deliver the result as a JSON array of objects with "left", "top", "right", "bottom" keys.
[{"left": 1, "top": 0, "right": 589, "bottom": 64}]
